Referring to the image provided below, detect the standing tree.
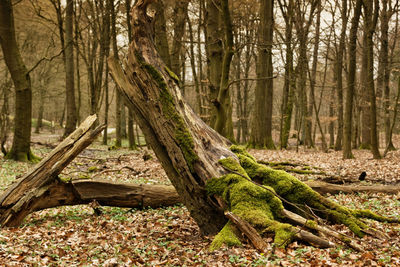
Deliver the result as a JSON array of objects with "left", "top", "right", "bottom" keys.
[
  {"left": 249, "top": 0, "right": 275, "bottom": 149},
  {"left": 0, "top": 0, "right": 36, "bottom": 162},
  {"left": 334, "top": 0, "right": 348, "bottom": 151},
  {"left": 343, "top": 0, "right": 362, "bottom": 159},
  {"left": 63, "top": 0, "right": 78, "bottom": 137},
  {"left": 364, "top": 0, "right": 381, "bottom": 159}
]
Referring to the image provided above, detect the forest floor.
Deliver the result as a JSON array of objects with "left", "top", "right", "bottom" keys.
[{"left": 0, "top": 131, "right": 400, "bottom": 266}]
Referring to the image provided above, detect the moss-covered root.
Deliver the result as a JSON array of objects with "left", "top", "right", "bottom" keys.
[
  {"left": 265, "top": 222, "right": 296, "bottom": 248},
  {"left": 229, "top": 145, "right": 399, "bottom": 238},
  {"left": 352, "top": 209, "right": 400, "bottom": 223},
  {"left": 209, "top": 222, "right": 241, "bottom": 251},
  {"left": 207, "top": 157, "right": 297, "bottom": 249},
  {"left": 5, "top": 149, "right": 41, "bottom": 163}
]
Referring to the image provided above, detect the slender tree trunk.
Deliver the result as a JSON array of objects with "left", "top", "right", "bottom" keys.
[
  {"left": 213, "top": 0, "right": 235, "bottom": 140},
  {"left": 307, "top": 1, "right": 327, "bottom": 152},
  {"left": 343, "top": 0, "right": 362, "bottom": 159},
  {"left": 278, "top": 0, "right": 295, "bottom": 149},
  {"left": 170, "top": 1, "right": 189, "bottom": 78},
  {"left": 379, "top": 0, "right": 396, "bottom": 151},
  {"left": 364, "top": 0, "right": 381, "bottom": 159},
  {"left": 153, "top": 0, "right": 171, "bottom": 68},
  {"left": 0, "top": 0, "right": 35, "bottom": 162},
  {"left": 334, "top": 0, "right": 347, "bottom": 151},
  {"left": 64, "top": 0, "right": 78, "bottom": 138},
  {"left": 110, "top": 0, "right": 121, "bottom": 148}
]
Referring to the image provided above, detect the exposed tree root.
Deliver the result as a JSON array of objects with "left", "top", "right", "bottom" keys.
[{"left": 206, "top": 146, "right": 399, "bottom": 251}]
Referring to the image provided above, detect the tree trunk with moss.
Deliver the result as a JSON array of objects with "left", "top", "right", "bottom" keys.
[{"left": 108, "top": 0, "right": 399, "bottom": 249}]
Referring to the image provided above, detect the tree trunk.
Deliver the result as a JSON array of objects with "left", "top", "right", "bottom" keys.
[
  {"left": 63, "top": 0, "right": 78, "bottom": 138},
  {"left": 205, "top": 0, "right": 223, "bottom": 127},
  {"left": 213, "top": 0, "right": 235, "bottom": 140},
  {"left": 0, "top": 0, "right": 35, "bottom": 162},
  {"left": 334, "top": 0, "right": 347, "bottom": 151},
  {"left": 343, "top": 0, "right": 362, "bottom": 159},
  {"left": 153, "top": 0, "right": 171, "bottom": 68},
  {"left": 279, "top": 0, "right": 295, "bottom": 150},
  {"left": 170, "top": 1, "right": 188, "bottom": 78},
  {"left": 364, "top": 0, "right": 381, "bottom": 159},
  {"left": 249, "top": 0, "right": 275, "bottom": 149}
]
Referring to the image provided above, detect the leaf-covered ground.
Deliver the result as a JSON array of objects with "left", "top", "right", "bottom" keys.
[{"left": 0, "top": 132, "right": 400, "bottom": 266}]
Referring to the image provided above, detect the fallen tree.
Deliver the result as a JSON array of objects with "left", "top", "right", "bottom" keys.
[{"left": 105, "top": 0, "right": 399, "bottom": 251}]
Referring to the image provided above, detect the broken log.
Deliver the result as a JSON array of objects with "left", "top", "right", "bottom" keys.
[
  {"left": 31, "top": 179, "right": 181, "bottom": 212},
  {"left": 305, "top": 180, "right": 400, "bottom": 195},
  {"left": 225, "top": 211, "right": 268, "bottom": 252},
  {"left": 0, "top": 115, "right": 105, "bottom": 227}
]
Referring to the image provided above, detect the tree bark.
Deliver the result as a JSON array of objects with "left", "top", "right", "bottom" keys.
[
  {"left": 213, "top": 0, "right": 235, "bottom": 140},
  {"left": 364, "top": 0, "right": 381, "bottom": 159},
  {"left": 205, "top": 0, "right": 223, "bottom": 127},
  {"left": 334, "top": 0, "right": 347, "bottom": 151},
  {"left": 278, "top": 0, "right": 295, "bottom": 149},
  {"left": 249, "top": 0, "right": 275, "bottom": 149},
  {"left": 343, "top": 0, "right": 362, "bottom": 159},
  {"left": 63, "top": 0, "right": 78, "bottom": 138},
  {"left": 0, "top": 0, "right": 34, "bottom": 162}
]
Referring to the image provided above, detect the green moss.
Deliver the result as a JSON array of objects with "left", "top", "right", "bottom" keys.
[
  {"left": 5, "top": 150, "right": 41, "bottom": 163},
  {"left": 208, "top": 146, "right": 397, "bottom": 250},
  {"left": 230, "top": 145, "right": 256, "bottom": 161},
  {"left": 88, "top": 166, "right": 98, "bottom": 173},
  {"left": 206, "top": 157, "right": 290, "bottom": 249},
  {"left": 164, "top": 66, "right": 180, "bottom": 85},
  {"left": 304, "top": 220, "right": 318, "bottom": 229},
  {"left": 78, "top": 174, "right": 91, "bottom": 179},
  {"left": 352, "top": 209, "right": 399, "bottom": 223},
  {"left": 209, "top": 222, "right": 241, "bottom": 251},
  {"left": 59, "top": 176, "right": 72, "bottom": 183},
  {"left": 267, "top": 222, "right": 296, "bottom": 248},
  {"left": 136, "top": 51, "right": 198, "bottom": 171}
]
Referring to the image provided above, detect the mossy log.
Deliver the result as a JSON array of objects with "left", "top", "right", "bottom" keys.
[{"left": 106, "top": 0, "right": 399, "bottom": 251}]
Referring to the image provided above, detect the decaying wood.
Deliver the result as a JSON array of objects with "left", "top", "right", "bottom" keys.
[
  {"left": 225, "top": 211, "right": 268, "bottom": 252},
  {"left": 31, "top": 179, "right": 181, "bottom": 212},
  {"left": 305, "top": 180, "right": 400, "bottom": 195},
  {"left": 282, "top": 209, "right": 362, "bottom": 251},
  {"left": 107, "top": 0, "right": 236, "bottom": 235},
  {"left": 0, "top": 115, "right": 105, "bottom": 227}
]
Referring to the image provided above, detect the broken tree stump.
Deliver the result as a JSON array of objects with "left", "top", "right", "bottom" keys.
[{"left": 0, "top": 115, "right": 105, "bottom": 226}]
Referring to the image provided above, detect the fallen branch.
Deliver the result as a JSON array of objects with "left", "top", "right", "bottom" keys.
[
  {"left": 225, "top": 211, "right": 268, "bottom": 252},
  {"left": 0, "top": 115, "right": 105, "bottom": 227},
  {"left": 305, "top": 180, "right": 400, "bottom": 195},
  {"left": 32, "top": 179, "right": 181, "bottom": 212}
]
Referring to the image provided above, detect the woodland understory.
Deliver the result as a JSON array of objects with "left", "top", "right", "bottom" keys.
[{"left": 0, "top": 129, "right": 399, "bottom": 266}]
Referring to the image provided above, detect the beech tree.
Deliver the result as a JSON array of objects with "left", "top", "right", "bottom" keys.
[
  {"left": 249, "top": 0, "right": 275, "bottom": 149},
  {"left": 0, "top": 0, "right": 37, "bottom": 162},
  {"left": 63, "top": 0, "right": 78, "bottom": 137}
]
